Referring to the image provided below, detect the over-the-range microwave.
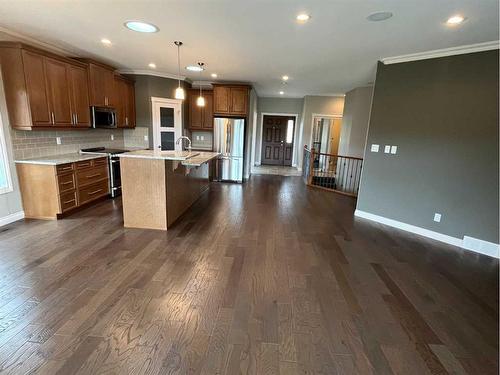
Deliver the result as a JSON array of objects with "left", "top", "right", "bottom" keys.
[{"left": 91, "top": 106, "right": 117, "bottom": 129}]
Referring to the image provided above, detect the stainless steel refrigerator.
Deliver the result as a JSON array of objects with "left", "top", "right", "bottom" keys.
[{"left": 213, "top": 117, "right": 245, "bottom": 182}]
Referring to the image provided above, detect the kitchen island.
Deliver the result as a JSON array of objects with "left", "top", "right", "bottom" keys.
[{"left": 118, "top": 150, "right": 220, "bottom": 230}]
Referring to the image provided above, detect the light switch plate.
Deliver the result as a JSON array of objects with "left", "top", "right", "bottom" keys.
[
  {"left": 56, "top": 137, "right": 61, "bottom": 145},
  {"left": 110, "top": 134, "right": 114, "bottom": 141},
  {"left": 390, "top": 145, "right": 397, "bottom": 154},
  {"left": 433, "top": 213, "right": 442, "bottom": 222},
  {"left": 144, "top": 135, "right": 148, "bottom": 141},
  {"left": 370, "top": 144, "right": 379, "bottom": 152},
  {"left": 201, "top": 136, "right": 205, "bottom": 141},
  {"left": 384, "top": 145, "right": 391, "bottom": 153}
]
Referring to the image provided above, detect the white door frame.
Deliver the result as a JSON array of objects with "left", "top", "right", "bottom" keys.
[
  {"left": 252, "top": 112, "right": 299, "bottom": 169},
  {"left": 151, "top": 97, "right": 183, "bottom": 151},
  {"left": 309, "top": 113, "right": 343, "bottom": 151}
]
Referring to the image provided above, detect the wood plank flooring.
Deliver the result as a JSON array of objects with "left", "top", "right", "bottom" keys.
[{"left": 0, "top": 175, "right": 497, "bottom": 374}]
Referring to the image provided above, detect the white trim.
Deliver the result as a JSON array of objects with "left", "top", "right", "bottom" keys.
[
  {"left": 354, "top": 210, "right": 499, "bottom": 258},
  {"left": 0, "top": 99, "right": 13, "bottom": 195},
  {"left": 463, "top": 236, "right": 500, "bottom": 258},
  {"left": 118, "top": 69, "right": 186, "bottom": 81},
  {"left": 252, "top": 112, "right": 299, "bottom": 170},
  {"left": 381, "top": 41, "right": 500, "bottom": 65},
  {"left": 0, "top": 211, "right": 24, "bottom": 227},
  {"left": 308, "top": 113, "right": 343, "bottom": 151}
]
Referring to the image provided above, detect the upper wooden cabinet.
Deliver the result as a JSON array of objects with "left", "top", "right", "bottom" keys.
[
  {"left": 114, "top": 75, "right": 136, "bottom": 128},
  {"left": 188, "top": 89, "right": 213, "bottom": 130},
  {"left": 87, "top": 62, "right": 115, "bottom": 107},
  {"left": 0, "top": 43, "right": 91, "bottom": 130},
  {"left": 213, "top": 84, "right": 249, "bottom": 116}
]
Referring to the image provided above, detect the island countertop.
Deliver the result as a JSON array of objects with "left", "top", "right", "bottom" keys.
[{"left": 118, "top": 150, "right": 220, "bottom": 166}]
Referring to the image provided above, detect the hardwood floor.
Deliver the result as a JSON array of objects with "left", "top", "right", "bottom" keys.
[{"left": 0, "top": 175, "right": 497, "bottom": 374}]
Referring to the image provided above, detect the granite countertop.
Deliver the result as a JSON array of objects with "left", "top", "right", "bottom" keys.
[
  {"left": 15, "top": 153, "right": 107, "bottom": 166},
  {"left": 118, "top": 150, "right": 220, "bottom": 166}
]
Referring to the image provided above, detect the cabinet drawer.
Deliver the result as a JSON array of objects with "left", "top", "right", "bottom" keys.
[
  {"left": 60, "top": 191, "right": 77, "bottom": 212},
  {"left": 57, "top": 172, "right": 76, "bottom": 193},
  {"left": 78, "top": 179, "right": 109, "bottom": 204},
  {"left": 92, "top": 157, "right": 108, "bottom": 167},
  {"left": 76, "top": 165, "right": 108, "bottom": 187},
  {"left": 56, "top": 163, "right": 74, "bottom": 175},
  {"left": 75, "top": 160, "right": 93, "bottom": 170}
]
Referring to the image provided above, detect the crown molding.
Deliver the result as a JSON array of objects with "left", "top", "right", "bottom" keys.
[
  {"left": 381, "top": 40, "right": 500, "bottom": 65},
  {"left": 0, "top": 26, "right": 79, "bottom": 57},
  {"left": 118, "top": 69, "right": 186, "bottom": 81}
]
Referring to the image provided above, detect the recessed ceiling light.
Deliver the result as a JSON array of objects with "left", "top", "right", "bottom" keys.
[
  {"left": 124, "top": 21, "right": 159, "bottom": 33},
  {"left": 148, "top": 63, "right": 156, "bottom": 68},
  {"left": 211, "top": 73, "right": 218, "bottom": 78},
  {"left": 282, "top": 75, "right": 289, "bottom": 81},
  {"left": 101, "top": 38, "right": 112, "bottom": 45},
  {"left": 296, "top": 13, "right": 310, "bottom": 22},
  {"left": 186, "top": 65, "right": 204, "bottom": 72},
  {"left": 446, "top": 15, "right": 466, "bottom": 25},
  {"left": 367, "top": 11, "right": 393, "bottom": 22},
  {"left": 279, "top": 91, "right": 284, "bottom": 95}
]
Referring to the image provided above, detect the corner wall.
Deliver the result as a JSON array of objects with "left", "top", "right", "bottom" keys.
[{"left": 357, "top": 50, "right": 499, "bottom": 248}]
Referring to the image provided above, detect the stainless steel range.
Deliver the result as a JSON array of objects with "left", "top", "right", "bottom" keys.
[{"left": 80, "top": 147, "right": 129, "bottom": 197}]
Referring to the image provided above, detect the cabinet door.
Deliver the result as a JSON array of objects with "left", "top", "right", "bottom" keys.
[
  {"left": 124, "top": 80, "right": 136, "bottom": 128},
  {"left": 88, "top": 64, "right": 114, "bottom": 106},
  {"left": 213, "top": 86, "right": 230, "bottom": 114},
  {"left": 230, "top": 87, "right": 248, "bottom": 115},
  {"left": 44, "top": 58, "right": 73, "bottom": 126},
  {"left": 189, "top": 91, "right": 203, "bottom": 129},
  {"left": 114, "top": 77, "right": 126, "bottom": 127},
  {"left": 68, "top": 64, "right": 90, "bottom": 127},
  {"left": 21, "top": 50, "right": 51, "bottom": 126},
  {"left": 202, "top": 92, "right": 213, "bottom": 129}
]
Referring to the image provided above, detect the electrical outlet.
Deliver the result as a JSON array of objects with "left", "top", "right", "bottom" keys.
[
  {"left": 196, "top": 136, "right": 200, "bottom": 141},
  {"left": 144, "top": 135, "right": 148, "bottom": 141},
  {"left": 390, "top": 145, "right": 397, "bottom": 154},
  {"left": 433, "top": 213, "right": 442, "bottom": 223},
  {"left": 201, "top": 135, "right": 205, "bottom": 141},
  {"left": 110, "top": 134, "right": 114, "bottom": 141},
  {"left": 56, "top": 137, "right": 62, "bottom": 145},
  {"left": 384, "top": 145, "right": 391, "bottom": 153},
  {"left": 370, "top": 144, "right": 379, "bottom": 152}
]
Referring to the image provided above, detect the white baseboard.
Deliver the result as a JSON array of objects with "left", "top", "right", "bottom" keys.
[
  {"left": 354, "top": 210, "right": 499, "bottom": 258},
  {"left": 0, "top": 211, "right": 24, "bottom": 227}
]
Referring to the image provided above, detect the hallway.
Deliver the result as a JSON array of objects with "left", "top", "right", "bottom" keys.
[{"left": 0, "top": 175, "right": 497, "bottom": 374}]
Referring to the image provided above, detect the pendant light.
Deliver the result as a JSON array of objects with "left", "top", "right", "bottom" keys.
[
  {"left": 196, "top": 62, "right": 205, "bottom": 107},
  {"left": 174, "top": 41, "right": 185, "bottom": 100}
]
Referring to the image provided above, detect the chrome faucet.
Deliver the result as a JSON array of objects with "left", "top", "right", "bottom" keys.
[{"left": 176, "top": 136, "right": 192, "bottom": 151}]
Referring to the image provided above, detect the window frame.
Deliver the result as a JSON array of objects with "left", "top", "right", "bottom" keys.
[{"left": 0, "top": 113, "right": 13, "bottom": 195}]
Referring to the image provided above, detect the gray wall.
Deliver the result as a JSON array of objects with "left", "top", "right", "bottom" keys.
[
  {"left": 128, "top": 75, "right": 189, "bottom": 149},
  {"left": 255, "top": 97, "right": 304, "bottom": 166},
  {"left": 339, "top": 86, "right": 373, "bottom": 158},
  {"left": 357, "top": 50, "right": 499, "bottom": 243}
]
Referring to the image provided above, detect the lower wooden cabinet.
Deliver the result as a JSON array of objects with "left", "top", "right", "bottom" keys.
[{"left": 16, "top": 157, "right": 109, "bottom": 219}]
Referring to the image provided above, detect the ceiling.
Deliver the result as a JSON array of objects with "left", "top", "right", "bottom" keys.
[{"left": 0, "top": 0, "right": 498, "bottom": 97}]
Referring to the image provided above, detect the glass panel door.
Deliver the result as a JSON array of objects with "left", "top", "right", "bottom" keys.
[{"left": 151, "top": 98, "right": 182, "bottom": 151}]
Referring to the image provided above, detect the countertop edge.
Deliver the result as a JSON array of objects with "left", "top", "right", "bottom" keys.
[{"left": 14, "top": 153, "right": 107, "bottom": 166}]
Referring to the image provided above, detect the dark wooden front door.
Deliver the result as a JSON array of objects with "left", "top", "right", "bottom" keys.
[{"left": 261, "top": 115, "right": 294, "bottom": 166}]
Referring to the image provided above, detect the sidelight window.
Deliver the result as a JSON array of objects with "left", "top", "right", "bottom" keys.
[{"left": 286, "top": 119, "right": 294, "bottom": 144}]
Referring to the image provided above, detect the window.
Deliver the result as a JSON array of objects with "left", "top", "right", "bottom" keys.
[
  {"left": 286, "top": 119, "right": 294, "bottom": 144},
  {"left": 0, "top": 117, "right": 12, "bottom": 194}
]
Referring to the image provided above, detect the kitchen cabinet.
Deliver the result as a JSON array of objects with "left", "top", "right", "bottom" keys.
[
  {"left": 16, "top": 157, "right": 109, "bottom": 219},
  {"left": 114, "top": 75, "right": 136, "bottom": 128},
  {"left": 87, "top": 62, "right": 115, "bottom": 107},
  {"left": 188, "top": 89, "right": 213, "bottom": 130},
  {"left": 213, "top": 84, "right": 249, "bottom": 116},
  {"left": 0, "top": 43, "right": 91, "bottom": 130}
]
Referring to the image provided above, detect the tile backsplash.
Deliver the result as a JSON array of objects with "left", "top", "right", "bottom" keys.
[
  {"left": 190, "top": 130, "right": 213, "bottom": 150},
  {"left": 12, "top": 127, "right": 149, "bottom": 160}
]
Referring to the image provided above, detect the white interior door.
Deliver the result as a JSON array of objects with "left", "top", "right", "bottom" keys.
[{"left": 151, "top": 97, "right": 183, "bottom": 151}]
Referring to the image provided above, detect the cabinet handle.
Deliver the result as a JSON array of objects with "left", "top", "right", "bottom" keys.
[
  {"left": 63, "top": 199, "right": 76, "bottom": 204},
  {"left": 60, "top": 181, "right": 73, "bottom": 185},
  {"left": 88, "top": 189, "right": 103, "bottom": 195},
  {"left": 86, "top": 173, "right": 101, "bottom": 178},
  {"left": 125, "top": 117, "right": 128, "bottom": 126},
  {"left": 51, "top": 112, "right": 55, "bottom": 124}
]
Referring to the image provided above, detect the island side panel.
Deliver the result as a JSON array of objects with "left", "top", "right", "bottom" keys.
[
  {"left": 120, "top": 157, "right": 167, "bottom": 230},
  {"left": 165, "top": 160, "right": 210, "bottom": 227}
]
